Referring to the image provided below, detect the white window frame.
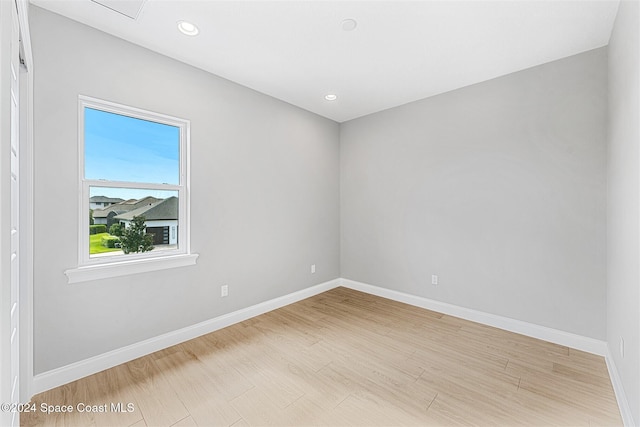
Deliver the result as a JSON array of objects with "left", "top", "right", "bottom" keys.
[{"left": 65, "top": 95, "right": 197, "bottom": 283}]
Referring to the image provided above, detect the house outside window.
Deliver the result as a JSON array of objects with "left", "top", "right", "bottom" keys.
[{"left": 89, "top": 196, "right": 124, "bottom": 210}]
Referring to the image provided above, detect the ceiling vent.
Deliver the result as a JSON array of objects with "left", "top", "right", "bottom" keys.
[{"left": 90, "top": 0, "right": 146, "bottom": 20}]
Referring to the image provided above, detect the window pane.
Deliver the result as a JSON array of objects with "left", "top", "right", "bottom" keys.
[
  {"left": 89, "top": 187, "right": 179, "bottom": 258},
  {"left": 84, "top": 107, "right": 180, "bottom": 184}
]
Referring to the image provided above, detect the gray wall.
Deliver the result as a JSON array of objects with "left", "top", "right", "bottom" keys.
[
  {"left": 31, "top": 6, "right": 340, "bottom": 374},
  {"left": 607, "top": 0, "right": 639, "bottom": 423},
  {"left": 340, "top": 48, "right": 608, "bottom": 339}
]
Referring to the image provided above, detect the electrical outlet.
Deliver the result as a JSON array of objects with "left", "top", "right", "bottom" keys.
[
  {"left": 620, "top": 337, "right": 625, "bottom": 358},
  {"left": 431, "top": 275, "right": 438, "bottom": 286},
  {"left": 221, "top": 285, "right": 228, "bottom": 297},
  {"left": 311, "top": 264, "right": 316, "bottom": 274}
]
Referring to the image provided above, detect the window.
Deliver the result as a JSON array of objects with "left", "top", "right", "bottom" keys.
[{"left": 65, "top": 96, "right": 197, "bottom": 283}]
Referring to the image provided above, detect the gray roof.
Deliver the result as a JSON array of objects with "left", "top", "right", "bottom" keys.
[
  {"left": 90, "top": 196, "right": 125, "bottom": 203},
  {"left": 92, "top": 196, "right": 161, "bottom": 218},
  {"left": 122, "top": 196, "right": 160, "bottom": 207},
  {"left": 93, "top": 208, "right": 129, "bottom": 219},
  {"left": 114, "top": 197, "right": 178, "bottom": 221}
]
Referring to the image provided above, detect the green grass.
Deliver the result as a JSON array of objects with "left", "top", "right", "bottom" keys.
[{"left": 89, "top": 232, "right": 122, "bottom": 255}]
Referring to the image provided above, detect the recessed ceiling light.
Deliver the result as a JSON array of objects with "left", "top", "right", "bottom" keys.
[
  {"left": 341, "top": 19, "right": 357, "bottom": 31},
  {"left": 325, "top": 94, "right": 337, "bottom": 101},
  {"left": 177, "top": 20, "right": 199, "bottom": 36}
]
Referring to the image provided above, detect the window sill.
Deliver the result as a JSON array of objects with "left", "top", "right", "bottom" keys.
[{"left": 64, "top": 253, "right": 199, "bottom": 284}]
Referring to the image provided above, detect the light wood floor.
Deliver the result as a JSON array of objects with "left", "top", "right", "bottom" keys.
[{"left": 23, "top": 287, "right": 621, "bottom": 427}]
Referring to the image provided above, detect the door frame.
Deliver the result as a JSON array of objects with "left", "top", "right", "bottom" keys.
[{"left": 15, "top": 0, "right": 33, "bottom": 405}]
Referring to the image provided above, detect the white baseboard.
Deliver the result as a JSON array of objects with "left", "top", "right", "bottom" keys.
[
  {"left": 32, "top": 278, "right": 341, "bottom": 395},
  {"left": 342, "top": 278, "right": 630, "bottom": 425},
  {"left": 605, "top": 348, "right": 636, "bottom": 427},
  {"left": 33, "top": 276, "right": 629, "bottom": 423},
  {"left": 340, "top": 278, "right": 608, "bottom": 356}
]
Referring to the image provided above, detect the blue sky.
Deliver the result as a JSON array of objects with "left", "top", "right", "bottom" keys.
[{"left": 85, "top": 107, "right": 179, "bottom": 200}]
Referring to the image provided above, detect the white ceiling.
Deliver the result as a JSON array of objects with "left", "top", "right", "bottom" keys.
[{"left": 30, "top": 0, "right": 620, "bottom": 123}]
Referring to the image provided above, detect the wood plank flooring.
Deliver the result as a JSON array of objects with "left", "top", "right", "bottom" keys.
[{"left": 22, "top": 287, "right": 622, "bottom": 426}]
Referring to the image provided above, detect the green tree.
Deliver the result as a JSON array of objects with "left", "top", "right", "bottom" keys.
[
  {"left": 119, "top": 215, "right": 154, "bottom": 254},
  {"left": 89, "top": 209, "right": 94, "bottom": 226},
  {"left": 109, "top": 223, "right": 123, "bottom": 237}
]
